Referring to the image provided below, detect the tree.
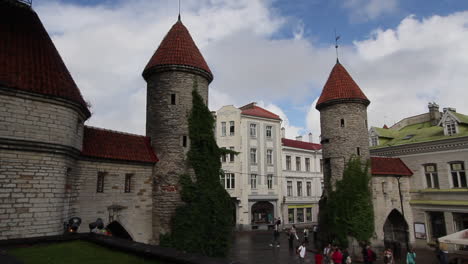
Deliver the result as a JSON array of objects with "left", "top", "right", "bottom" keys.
[
  {"left": 160, "top": 86, "right": 234, "bottom": 257},
  {"left": 319, "top": 156, "right": 374, "bottom": 247}
]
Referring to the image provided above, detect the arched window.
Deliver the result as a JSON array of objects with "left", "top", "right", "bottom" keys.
[{"left": 340, "top": 119, "right": 345, "bottom": 127}]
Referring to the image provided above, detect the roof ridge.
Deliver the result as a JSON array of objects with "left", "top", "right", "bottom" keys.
[{"left": 84, "top": 125, "right": 147, "bottom": 138}]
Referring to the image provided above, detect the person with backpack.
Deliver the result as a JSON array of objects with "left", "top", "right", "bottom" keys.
[
  {"left": 406, "top": 247, "right": 416, "bottom": 264},
  {"left": 383, "top": 248, "right": 394, "bottom": 264}
]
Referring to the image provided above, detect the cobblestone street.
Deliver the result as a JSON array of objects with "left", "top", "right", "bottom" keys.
[{"left": 228, "top": 230, "right": 468, "bottom": 264}]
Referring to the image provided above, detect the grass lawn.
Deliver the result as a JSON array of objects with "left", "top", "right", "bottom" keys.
[{"left": 8, "top": 240, "right": 163, "bottom": 264}]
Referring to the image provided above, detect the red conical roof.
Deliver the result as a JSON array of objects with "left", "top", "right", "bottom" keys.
[
  {"left": 0, "top": 1, "right": 90, "bottom": 117},
  {"left": 316, "top": 62, "right": 369, "bottom": 110},
  {"left": 143, "top": 20, "right": 212, "bottom": 81}
]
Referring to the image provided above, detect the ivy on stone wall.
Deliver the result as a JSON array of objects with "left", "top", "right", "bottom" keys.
[
  {"left": 320, "top": 156, "right": 374, "bottom": 247},
  {"left": 160, "top": 86, "right": 233, "bottom": 257}
]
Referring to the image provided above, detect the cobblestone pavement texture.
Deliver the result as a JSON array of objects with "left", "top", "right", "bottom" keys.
[{"left": 228, "top": 230, "right": 468, "bottom": 264}]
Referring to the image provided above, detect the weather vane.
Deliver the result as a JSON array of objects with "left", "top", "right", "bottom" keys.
[{"left": 335, "top": 29, "right": 341, "bottom": 63}]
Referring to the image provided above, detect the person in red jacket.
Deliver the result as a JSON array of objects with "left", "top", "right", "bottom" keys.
[
  {"left": 314, "top": 252, "right": 324, "bottom": 264},
  {"left": 332, "top": 247, "right": 344, "bottom": 264}
]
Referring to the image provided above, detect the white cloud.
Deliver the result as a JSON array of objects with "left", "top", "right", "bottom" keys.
[
  {"left": 34, "top": 1, "right": 468, "bottom": 143},
  {"left": 343, "top": 0, "right": 399, "bottom": 21}
]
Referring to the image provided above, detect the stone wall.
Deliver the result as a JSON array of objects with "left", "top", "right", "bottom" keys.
[
  {"left": 0, "top": 90, "right": 86, "bottom": 150},
  {"left": 320, "top": 103, "right": 370, "bottom": 191},
  {"left": 74, "top": 160, "right": 153, "bottom": 243},
  {"left": 0, "top": 149, "right": 74, "bottom": 240},
  {"left": 145, "top": 70, "right": 209, "bottom": 242}
]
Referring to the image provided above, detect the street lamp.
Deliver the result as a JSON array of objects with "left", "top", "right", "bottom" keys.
[{"left": 395, "top": 176, "right": 410, "bottom": 251}]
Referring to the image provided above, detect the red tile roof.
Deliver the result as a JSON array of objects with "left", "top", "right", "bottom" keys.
[
  {"left": 370, "top": 157, "right": 413, "bottom": 176},
  {"left": 282, "top": 138, "right": 322, "bottom": 151},
  {"left": 82, "top": 126, "right": 158, "bottom": 163},
  {"left": 0, "top": 1, "right": 90, "bottom": 117},
  {"left": 316, "top": 62, "right": 370, "bottom": 110},
  {"left": 383, "top": 124, "right": 389, "bottom": 129},
  {"left": 240, "top": 103, "right": 281, "bottom": 120},
  {"left": 143, "top": 20, "right": 212, "bottom": 80}
]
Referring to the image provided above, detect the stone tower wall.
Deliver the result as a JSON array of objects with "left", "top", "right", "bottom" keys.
[
  {"left": 145, "top": 70, "right": 209, "bottom": 242},
  {"left": 0, "top": 91, "right": 87, "bottom": 240},
  {"left": 320, "top": 102, "right": 370, "bottom": 192}
]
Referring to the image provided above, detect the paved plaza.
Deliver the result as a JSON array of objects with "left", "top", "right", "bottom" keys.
[{"left": 228, "top": 230, "right": 468, "bottom": 264}]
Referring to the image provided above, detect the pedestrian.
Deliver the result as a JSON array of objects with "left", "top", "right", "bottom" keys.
[
  {"left": 297, "top": 241, "right": 307, "bottom": 264},
  {"left": 289, "top": 227, "right": 296, "bottom": 249},
  {"left": 406, "top": 247, "right": 416, "bottom": 264},
  {"left": 383, "top": 248, "right": 394, "bottom": 264},
  {"left": 362, "top": 245, "right": 376, "bottom": 264},
  {"left": 270, "top": 218, "right": 281, "bottom": 247},
  {"left": 332, "top": 247, "right": 343, "bottom": 264},
  {"left": 312, "top": 225, "right": 318, "bottom": 242},
  {"left": 437, "top": 241, "right": 448, "bottom": 264},
  {"left": 303, "top": 227, "right": 309, "bottom": 243},
  {"left": 314, "top": 252, "right": 324, "bottom": 264},
  {"left": 342, "top": 248, "right": 351, "bottom": 264},
  {"left": 324, "top": 244, "right": 332, "bottom": 264}
]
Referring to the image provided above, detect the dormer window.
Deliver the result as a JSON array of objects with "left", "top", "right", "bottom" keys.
[
  {"left": 371, "top": 136, "right": 378, "bottom": 147},
  {"left": 446, "top": 121, "right": 457, "bottom": 136}
]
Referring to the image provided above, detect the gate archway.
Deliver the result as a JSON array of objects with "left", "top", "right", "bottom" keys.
[
  {"left": 383, "top": 209, "right": 408, "bottom": 259},
  {"left": 106, "top": 221, "right": 133, "bottom": 241},
  {"left": 251, "top": 201, "right": 274, "bottom": 224}
]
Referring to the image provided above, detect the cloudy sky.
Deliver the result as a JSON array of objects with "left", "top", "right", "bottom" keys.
[{"left": 35, "top": 0, "right": 468, "bottom": 141}]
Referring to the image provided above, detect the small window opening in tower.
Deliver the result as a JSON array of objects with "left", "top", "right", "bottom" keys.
[
  {"left": 182, "top": 135, "right": 187, "bottom": 147},
  {"left": 365, "top": 119, "right": 368, "bottom": 128},
  {"left": 171, "top": 94, "right": 176, "bottom": 105},
  {"left": 357, "top": 147, "right": 360, "bottom": 156},
  {"left": 340, "top": 119, "right": 345, "bottom": 127}
]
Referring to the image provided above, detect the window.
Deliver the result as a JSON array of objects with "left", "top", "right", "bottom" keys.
[
  {"left": 297, "top": 181, "right": 303, "bottom": 197},
  {"left": 221, "top": 173, "right": 235, "bottom": 189},
  {"left": 250, "top": 148, "right": 257, "bottom": 164},
  {"left": 340, "top": 118, "right": 345, "bottom": 127},
  {"left": 250, "top": 123, "right": 257, "bottom": 137},
  {"left": 221, "top": 147, "right": 227, "bottom": 162},
  {"left": 171, "top": 94, "right": 176, "bottom": 105},
  {"left": 447, "top": 122, "right": 457, "bottom": 136},
  {"left": 288, "top": 209, "right": 294, "bottom": 223},
  {"left": 96, "top": 172, "right": 106, "bottom": 193},
  {"left": 357, "top": 147, "right": 360, "bottom": 156},
  {"left": 287, "top": 181, "right": 293, "bottom": 196},
  {"left": 451, "top": 162, "right": 467, "bottom": 188},
  {"left": 296, "top": 157, "right": 301, "bottom": 171},
  {"left": 250, "top": 174, "right": 257, "bottom": 189},
  {"left": 124, "top": 174, "right": 133, "bottom": 193},
  {"left": 229, "top": 121, "right": 235, "bottom": 136},
  {"left": 305, "top": 158, "right": 310, "bottom": 172},
  {"left": 267, "top": 149, "right": 273, "bottom": 165},
  {"left": 182, "top": 135, "right": 187, "bottom": 147},
  {"left": 424, "top": 164, "right": 439, "bottom": 188},
  {"left": 229, "top": 147, "right": 235, "bottom": 162},
  {"left": 267, "top": 174, "right": 273, "bottom": 189},
  {"left": 306, "top": 208, "right": 312, "bottom": 222},
  {"left": 286, "top": 156, "right": 291, "bottom": 170},
  {"left": 371, "top": 136, "right": 378, "bottom": 146},
  {"left": 297, "top": 208, "right": 304, "bottom": 222},
  {"left": 221, "top": 122, "right": 226, "bottom": 136},
  {"left": 306, "top": 182, "right": 311, "bottom": 196},
  {"left": 266, "top": 125, "right": 272, "bottom": 138}
]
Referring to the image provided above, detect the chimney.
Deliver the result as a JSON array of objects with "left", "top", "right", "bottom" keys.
[
  {"left": 281, "top": 127, "right": 285, "bottom": 138},
  {"left": 428, "top": 102, "right": 441, "bottom": 126},
  {"left": 308, "top": 132, "right": 313, "bottom": 143},
  {"left": 296, "top": 136, "right": 303, "bottom": 141}
]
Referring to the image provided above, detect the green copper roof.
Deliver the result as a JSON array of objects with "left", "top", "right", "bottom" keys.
[{"left": 371, "top": 119, "right": 468, "bottom": 148}]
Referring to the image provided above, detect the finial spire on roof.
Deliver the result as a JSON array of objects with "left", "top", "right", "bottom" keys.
[
  {"left": 178, "top": 0, "right": 181, "bottom": 21},
  {"left": 334, "top": 29, "right": 340, "bottom": 63}
]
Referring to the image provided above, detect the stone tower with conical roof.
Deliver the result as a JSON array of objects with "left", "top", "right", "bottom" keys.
[
  {"left": 316, "top": 61, "right": 370, "bottom": 194},
  {"left": 143, "top": 18, "right": 213, "bottom": 242}
]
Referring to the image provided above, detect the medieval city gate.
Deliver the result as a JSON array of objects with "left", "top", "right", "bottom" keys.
[{"left": 383, "top": 209, "right": 408, "bottom": 259}]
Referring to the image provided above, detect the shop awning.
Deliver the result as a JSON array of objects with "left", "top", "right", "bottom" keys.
[{"left": 438, "top": 229, "right": 468, "bottom": 245}]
